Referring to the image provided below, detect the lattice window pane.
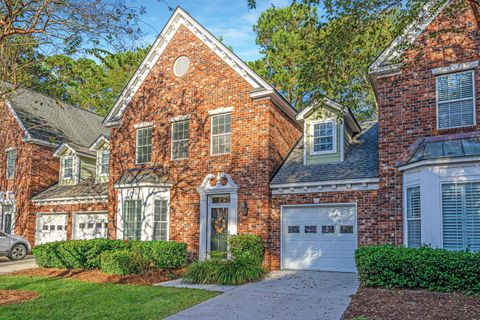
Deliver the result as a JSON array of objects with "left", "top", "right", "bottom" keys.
[
  {"left": 6, "top": 150, "right": 16, "bottom": 179},
  {"left": 313, "top": 122, "right": 335, "bottom": 152},
  {"left": 172, "top": 120, "right": 189, "bottom": 159},
  {"left": 123, "top": 200, "right": 142, "bottom": 240},
  {"left": 211, "top": 113, "right": 231, "bottom": 155},
  {"left": 136, "top": 127, "right": 152, "bottom": 164},
  {"left": 153, "top": 199, "right": 168, "bottom": 241}
]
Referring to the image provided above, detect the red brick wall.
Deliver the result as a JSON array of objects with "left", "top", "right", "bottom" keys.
[
  {"left": 32, "top": 202, "right": 108, "bottom": 242},
  {"left": 270, "top": 191, "right": 378, "bottom": 269},
  {"left": 0, "top": 102, "right": 59, "bottom": 243},
  {"left": 374, "top": 0, "right": 480, "bottom": 245},
  {"left": 108, "top": 25, "right": 301, "bottom": 261}
]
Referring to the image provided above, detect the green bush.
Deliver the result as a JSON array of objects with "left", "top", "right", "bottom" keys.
[
  {"left": 183, "top": 260, "right": 221, "bottom": 284},
  {"left": 126, "top": 240, "right": 188, "bottom": 269},
  {"left": 355, "top": 245, "right": 480, "bottom": 294},
  {"left": 100, "top": 250, "right": 147, "bottom": 276},
  {"left": 228, "top": 234, "right": 265, "bottom": 264}
]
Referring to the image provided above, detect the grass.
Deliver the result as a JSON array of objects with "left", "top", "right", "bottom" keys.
[{"left": 0, "top": 275, "right": 219, "bottom": 320}]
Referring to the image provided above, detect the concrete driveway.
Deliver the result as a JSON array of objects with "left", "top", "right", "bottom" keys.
[
  {"left": 166, "top": 271, "right": 358, "bottom": 320},
  {"left": 0, "top": 256, "right": 37, "bottom": 275}
]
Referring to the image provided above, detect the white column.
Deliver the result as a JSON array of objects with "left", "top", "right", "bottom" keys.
[{"left": 198, "top": 193, "right": 208, "bottom": 260}]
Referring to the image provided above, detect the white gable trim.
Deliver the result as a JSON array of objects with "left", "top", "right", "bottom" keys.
[
  {"left": 103, "top": 7, "right": 290, "bottom": 127},
  {"left": 369, "top": 0, "right": 451, "bottom": 76},
  {"left": 89, "top": 134, "right": 110, "bottom": 151}
]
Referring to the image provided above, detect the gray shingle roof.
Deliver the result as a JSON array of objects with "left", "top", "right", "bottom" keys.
[
  {"left": 7, "top": 85, "right": 109, "bottom": 147},
  {"left": 115, "top": 168, "right": 170, "bottom": 187},
  {"left": 271, "top": 121, "right": 379, "bottom": 185},
  {"left": 32, "top": 178, "right": 107, "bottom": 201}
]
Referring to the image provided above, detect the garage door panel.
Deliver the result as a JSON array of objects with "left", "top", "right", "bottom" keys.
[
  {"left": 282, "top": 205, "right": 357, "bottom": 272},
  {"left": 74, "top": 212, "right": 108, "bottom": 240},
  {"left": 37, "top": 214, "right": 67, "bottom": 245}
]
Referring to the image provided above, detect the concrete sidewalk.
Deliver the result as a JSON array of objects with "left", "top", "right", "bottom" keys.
[
  {"left": 164, "top": 270, "right": 358, "bottom": 320},
  {"left": 0, "top": 256, "right": 37, "bottom": 275}
]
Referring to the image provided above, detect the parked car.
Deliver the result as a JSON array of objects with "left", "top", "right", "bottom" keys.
[{"left": 0, "top": 231, "right": 31, "bottom": 261}]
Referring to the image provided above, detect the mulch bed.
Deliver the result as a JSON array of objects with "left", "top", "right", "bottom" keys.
[
  {"left": 11, "top": 268, "right": 184, "bottom": 285},
  {"left": 342, "top": 287, "right": 480, "bottom": 320},
  {"left": 0, "top": 290, "right": 38, "bottom": 306}
]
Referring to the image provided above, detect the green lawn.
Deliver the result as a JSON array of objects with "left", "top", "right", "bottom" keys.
[{"left": 0, "top": 275, "right": 219, "bottom": 320}]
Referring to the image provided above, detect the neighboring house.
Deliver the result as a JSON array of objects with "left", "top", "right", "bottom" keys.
[
  {"left": 0, "top": 85, "right": 108, "bottom": 245},
  {"left": 102, "top": 7, "right": 301, "bottom": 266}
]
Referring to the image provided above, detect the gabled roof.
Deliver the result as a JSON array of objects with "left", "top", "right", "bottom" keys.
[
  {"left": 5, "top": 84, "right": 109, "bottom": 148},
  {"left": 89, "top": 135, "right": 110, "bottom": 151},
  {"left": 32, "top": 177, "right": 108, "bottom": 203},
  {"left": 53, "top": 142, "right": 96, "bottom": 158},
  {"left": 296, "top": 98, "right": 362, "bottom": 135},
  {"left": 103, "top": 6, "right": 297, "bottom": 127},
  {"left": 369, "top": 0, "right": 451, "bottom": 75}
]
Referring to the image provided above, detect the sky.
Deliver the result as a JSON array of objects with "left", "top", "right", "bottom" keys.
[{"left": 131, "top": 0, "right": 291, "bottom": 62}]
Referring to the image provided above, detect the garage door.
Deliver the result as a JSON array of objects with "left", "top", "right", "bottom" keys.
[
  {"left": 37, "top": 214, "right": 67, "bottom": 245},
  {"left": 282, "top": 205, "right": 357, "bottom": 272},
  {"left": 73, "top": 212, "right": 108, "bottom": 240}
]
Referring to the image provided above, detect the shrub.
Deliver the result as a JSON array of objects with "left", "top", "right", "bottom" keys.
[
  {"left": 183, "top": 259, "right": 220, "bottom": 284},
  {"left": 126, "top": 240, "right": 188, "bottom": 269},
  {"left": 228, "top": 234, "right": 264, "bottom": 265},
  {"left": 100, "top": 250, "right": 147, "bottom": 276},
  {"left": 355, "top": 245, "right": 480, "bottom": 294}
]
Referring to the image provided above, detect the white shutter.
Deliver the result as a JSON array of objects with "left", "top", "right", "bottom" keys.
[
  {"left": 406, "top": 186, "right": 421, "bottom": 248},
  {"left": 436, "top": 70, "right": 475, "bottom": 129},
  {"left": 442, "top": 183, "right": 480, "bottom": 251}
]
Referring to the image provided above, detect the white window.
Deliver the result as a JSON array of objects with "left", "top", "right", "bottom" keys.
[
  {"left": 99, "top": 149, "right": 110, "bottom": 176},
  {"left": 153, "top": 200, "right": 169, "bottom": 240},
  {"left": 406, "top": 186, "right": 421, "bottom": 248},
  {"left": 211, "top": 113, "right": 231, "bottom": 155},
  {"left": 436, "top": 70, "right": 475, "bottom": 129},
  {"left": 123, "top": 200, "right": 142, "bottom": 240},
  {"left": 136, "top": 127, "right": 152, "bottom": 164},
  {"left": 6, "top": 150, "right": 16, "bottom": 179},
  {"left": 62, "top": 157, "right": 74, "bottom": 179},
  {"left": 171, "top": 120, "right": 189, "bottom": 159},
  {"left": 310, "top": 120, "right": 337, "bottom": 155},
  {"left": 442, "top": 182, "right": 480, "bottom": 251}
]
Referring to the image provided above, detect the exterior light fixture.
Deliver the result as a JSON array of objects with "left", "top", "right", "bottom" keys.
[{"left": 241, "top": 201, "right": 249, "bottom": 215}]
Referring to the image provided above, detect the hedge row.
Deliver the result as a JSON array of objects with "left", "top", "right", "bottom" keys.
[
  {"left": 33, "top": 239, "right": 188, "bottom": 272},
  {"left": 356, "top": 245, "right": 480, "bottom": 294}
]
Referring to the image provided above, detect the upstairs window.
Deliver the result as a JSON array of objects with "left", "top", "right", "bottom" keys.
[
  {"left": 211, "top": 113, "right": 231, "bottom": 155},
  {"left": 437, "top": 70, "right": 475, "bottom": 129},
  {"left": 62, "top": 157, "right": 74, "bottom": 180},
  {"left": 99, "top": 149, "right": 110, "bottom": 176},
  {"left": 6, "top": 150, "right": 16, "bottom": 179},
  {"left": 310, "top": 120, "right": 336, "bottom": 155},
  {"left": 171, "top": 120, "right": 189, "bottom": 160},
  {"left": 406, "top": 186, "right": 421, "bottom": 248},
  {"left": 136, "top": 127, "right": 152, "bottom": 164}
]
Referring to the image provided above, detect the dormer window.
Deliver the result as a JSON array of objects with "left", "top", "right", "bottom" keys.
[
  {"left": 99, "top": 149, "right": 110, "bottom": 176},
  {"left": 310, "top": 120, "right": 337, "bottom": 155},
  {"left": 436, "top": 70, "right": 475, "bottom": 129},
  {"left": 62, "top": 157, "right": 74, "bottom": 179}
]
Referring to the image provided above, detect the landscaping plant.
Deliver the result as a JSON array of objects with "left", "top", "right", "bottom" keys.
[
  {"left": 355, "top": 245, "right": 480, "bottom": 294},
  {"left": 100, "top": 250, "right": 147, "bottom": 276}
]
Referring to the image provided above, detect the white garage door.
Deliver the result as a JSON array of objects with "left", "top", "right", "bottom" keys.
[
  {"left": 73, "top": 212, "right": 108, "bottom": 240},
  {"left": 282, "top": 204, "right": 357, "bottom": 272},
  {"left": 37, "top": 214, "right": 67, "bottom": 245}
]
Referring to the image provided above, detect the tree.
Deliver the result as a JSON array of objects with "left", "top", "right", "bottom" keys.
[{"left": 0, "top": 0, "right": 146, "bottom": 98}]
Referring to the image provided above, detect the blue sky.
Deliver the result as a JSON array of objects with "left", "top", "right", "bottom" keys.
[{"left": 132, "top": 0, "right": 290, "bottom": 62}]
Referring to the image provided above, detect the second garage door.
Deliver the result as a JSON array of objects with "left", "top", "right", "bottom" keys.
[
  {"left": 282, "top": 204, "right": 357, "bottom": 272},
  {"left": 36, "top": 214, "right": 67, "bottom": 245},
  {"left": 73, "top": 212, "right": 108, "bottom": 240}
]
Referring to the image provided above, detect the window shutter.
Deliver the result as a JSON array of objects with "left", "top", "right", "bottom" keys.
[{"left": 406, "top": 186, "right": 421, "bottom": 248}]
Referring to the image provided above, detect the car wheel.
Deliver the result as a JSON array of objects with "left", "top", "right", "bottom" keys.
[{"left": 8, "top": 244, "right": 27, "bottom": 261}]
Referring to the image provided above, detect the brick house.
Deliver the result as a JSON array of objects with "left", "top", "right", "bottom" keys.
[{"left": 0, "top": 85, "right": 108, "bottom": 245}]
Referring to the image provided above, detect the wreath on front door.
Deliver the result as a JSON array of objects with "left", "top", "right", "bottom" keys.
[{"left": 214, "top": 211, "right": 227, "bottom": 234}]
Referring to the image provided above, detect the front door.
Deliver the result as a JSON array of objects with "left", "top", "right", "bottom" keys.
[
  {"left": 208, "top": 195, "right": 230, "bottom": 255},
  {"left": 0, "top": 205, "right": 13, "bottom": 234}
]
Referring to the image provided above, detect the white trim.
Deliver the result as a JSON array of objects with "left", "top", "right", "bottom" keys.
[
  {"left": 432, "top": 61, "right": 479, "bottom": 75},
  {"left": 309, "top": 119, "right": 337, "bottom": 156},
  {"left": 89, "top": 135, "right": 110, "bottom": 151},
  {"left": 248, "top": 89, "right": 298, "bottom": 120},
  {"left": 103, "top": 7, "right": 296, "bottom": 127},
  {"left": 403, "top": 184, "right": 421, "bottom": 248},
  {"left": 210, "top": 112, "right": 231, "bottom": 156},
  {"left": 169, "top": 114, "right": 191, "bottom": 122},
  {"left": 271, "top": 178, "right": 379, "bottom": 195},
  {"left": 435, "top": 69, "right": 476, "bottom": 130},
  {"left": 134, "top": 122, "right": 153, "bottom": 129},
  {"left": 115, "top": 182, "right": 172, "bottom": 189},
  {"left": 98, "top": 149, "right": 110, "bottom": 177},
  {"left": 72, "top": 211, "right": 108, "bottom": 240},
  {"left": 340, "top": 122, "right": 345, "bottom": 162},
  {"left": 280, "top": 203, "right": 358, "bottom": 272},
  {"left": 135, "top": 126, "right": 153, "bottom": 165},
  {"left": 61, "top": 156, "right": 75, "bottom": 180},
  {"left": 398, "top": 156, "right": 480, "bottom": 171},
  {"left": 153, "top": 198, "right": 170, "bottom": 241},
  {"left": 171, "top": 120, "right": 189, "bottom": 160},
  {"left": 32, "top": 195, "right": 108, "bottom": 204},
  {"left": 208, "top": 106, "right": 233, "bottom": 116}
]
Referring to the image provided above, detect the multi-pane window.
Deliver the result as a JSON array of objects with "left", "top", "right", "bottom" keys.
[
  {"left": 62, "top": 157, "right": 74, "bottom": 179},
  {"left": 99, "top": 149, "right": 110, "bottom": 175},
  {"left": 153, "top": 200, "right": 169, "bottom": 241},
  {"left": 211, "top": 113, "right": 231, "bottom": 155},
  {"left": 123, "top": 200, "right": 142, "bottom": 240},
  {"left": 136, "top": 127, "right": 152, "bottom": 164},
  {"left": 171, "top": 120, "right": 189, "bottom": 159},
  {"left": 406, "top": 186, "right": 421, "bottom": 248},
  {"left": 311, "top": 121, "right": 335, "bottom": 154},
  {"left": 6, "top": 150, "right": 16, "bottom": 179},
  {"left": 442, "top": 182, "right": 480, "bottom": 251},
  {"left": 437, "top": 70, "right": 475, "bottom": 129}
]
